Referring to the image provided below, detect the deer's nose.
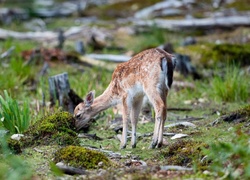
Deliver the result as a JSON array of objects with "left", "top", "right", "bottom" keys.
[{"left": 74, "top": 114, "right": 81, "bottom": 119}]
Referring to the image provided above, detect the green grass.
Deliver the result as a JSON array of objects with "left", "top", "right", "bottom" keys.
[
  {"left": 211, "top": 65, "right": 250, "bottom": 102},
  {"left": 0, "top": 58, "right": 34, "bottom": 95},
  {"left": 0, "top": 90, "right": 31, "bottom": 134}
]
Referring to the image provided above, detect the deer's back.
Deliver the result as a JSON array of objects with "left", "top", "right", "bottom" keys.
[{"left": 109, "top": 48, "right": 173, "bottom": 96}]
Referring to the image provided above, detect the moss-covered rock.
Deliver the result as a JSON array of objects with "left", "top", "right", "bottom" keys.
[
  {"left": 158, "top": 140, "right": 208, "bottom": 169},
  {"left": 177, "top": 43, "right": 250, "bottom": 67},
  {"left": 54, "top": 145, "right": 112, "bottom": 169},
  {"left": 7, "top": 139, "right": 22, "bottom": 154},
  {"left": 23, "top": 111, "right": 79, "bottom": 146}
]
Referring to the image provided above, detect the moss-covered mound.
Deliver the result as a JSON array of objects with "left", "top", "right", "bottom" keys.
[
  {"left": 23, "top": 111, "right": 79, "bottom": 146},
  {"left": 222, "top": 104, "right": 250, "bottom": 123},
  {"left": 178, "top": 43, "right": 250, "bottom": 67},
  {"left": 158, "top": 140, "right": 208, "bottom": 169},
  {"left": 54, "top": 145, "right": 112, "bottom": 169}
]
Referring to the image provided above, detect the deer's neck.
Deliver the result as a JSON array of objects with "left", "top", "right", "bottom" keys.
[{"left": 91, "top": 86, "right": 119, "bottom": 117}]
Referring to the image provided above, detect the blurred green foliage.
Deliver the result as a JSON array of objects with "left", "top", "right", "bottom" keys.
[
  {"left": 0, "top": 138, "right": 33, "bottom": 180},
  {"left": 205, "top": 128, "right": 250, "bottom": 179}
]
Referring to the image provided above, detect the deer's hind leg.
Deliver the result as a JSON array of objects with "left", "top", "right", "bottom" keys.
[
  {"left": 145, "top": 89, "right": 167, "bottom": 149},
  {"left": 156, "top": 100, "right": 166, "bottom": 148}
]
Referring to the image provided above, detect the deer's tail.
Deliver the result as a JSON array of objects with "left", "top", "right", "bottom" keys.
[{"left": 161, "top": 56, "right": 176, "bottom": 90}]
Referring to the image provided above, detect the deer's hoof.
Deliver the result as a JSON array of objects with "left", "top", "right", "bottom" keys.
[
  {"left": 149, "top": 141, "right": 157, "bottom": 149},
  {"left": 156, "top": 142, "right": 163, "bottom": 148},
  {"left": 120, "top": 144, "right": 126, "bottom": 149},
  {"left": 131, "top": 144, "right": 136, "bottom": 148}
]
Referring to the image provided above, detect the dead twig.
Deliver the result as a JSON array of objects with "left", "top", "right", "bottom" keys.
[
  {"left": 175, "top": 117, "right": 203, "bottom": 122},
  {"left": 168, "top": 107, "right": 192, "bottom": 111},
  {"left": 0, "top": 46, "right": 15, "bottom": 59}
]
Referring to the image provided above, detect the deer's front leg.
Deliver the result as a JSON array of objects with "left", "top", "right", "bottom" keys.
[
  {"left": 120, "top": 97, "right": 129, "bottom": 149},
  {"left": 130, "top": 100, "right": 142, "bottom": 148}
]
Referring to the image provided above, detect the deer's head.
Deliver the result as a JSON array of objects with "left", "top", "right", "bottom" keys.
[{"left": 74, "top": 91, "right": 95, "bottom": 130}]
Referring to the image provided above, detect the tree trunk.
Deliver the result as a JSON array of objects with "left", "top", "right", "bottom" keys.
[{"left": 49, "top": 72, "right": 74, "bottom": 113}]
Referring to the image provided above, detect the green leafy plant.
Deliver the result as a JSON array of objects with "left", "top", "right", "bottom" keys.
[
  {"left": 204, "top": 128, "right": 250, "bottom": 179},
  {"left": 0, "top": 90, "right": 31, "bottom": 133},
  {"left": 211, "top": 65, "right": 249, "bottom": 102}
]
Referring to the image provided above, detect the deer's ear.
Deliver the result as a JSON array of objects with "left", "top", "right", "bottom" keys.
[
  {"left": 171, "top": 56, "right": 177, "bottom": 70},
  {"left": 85, "top": 91, "right": 95, "bottom": 107}
]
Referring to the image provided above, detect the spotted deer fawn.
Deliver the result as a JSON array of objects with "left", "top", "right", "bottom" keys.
[{"left": 74, "top": 48, "right": 176, "bottom": 149}]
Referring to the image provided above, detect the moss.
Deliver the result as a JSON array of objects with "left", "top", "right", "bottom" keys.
[
  {"left": 23, "top": 111, "right": 79, "bottom": 146},
  {"left": 54, "top": 145, "right": 112, "bottom": 169},
  {"left": 158, "top": 140, "right": 208, "bottom": 170}
]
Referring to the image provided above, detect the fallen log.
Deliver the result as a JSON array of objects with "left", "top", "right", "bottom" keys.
[
  {"left": 164, "top": 122, "right": 196, "bottom": 128},
  {"left": 134, "top": 0, "right": 189, "bottom": 19},
  {"left": 160, "top": 165, "right": 193, "bottom": 171},
  {"left": 56, "top": 162, "right": 86, "bottom": 175},
  {"left": 134, "top": 15, "right": 250, "bottom": 30},
  {"left": 78, "top": 55, "right": 117, "bottom": 71},
  {"left": 0, "top": 26, "right": 111, "bottom": 43},
  {"left": 0, "top": 28, "right": 56, "bottom": 41},
  {"left": 85, "top": 54, "right": 131, "bottom": 63}
]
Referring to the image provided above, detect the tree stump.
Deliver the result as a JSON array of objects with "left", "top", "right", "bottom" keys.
[{"left": 49, "top": 72, "right": 82, "bottom": 113}]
